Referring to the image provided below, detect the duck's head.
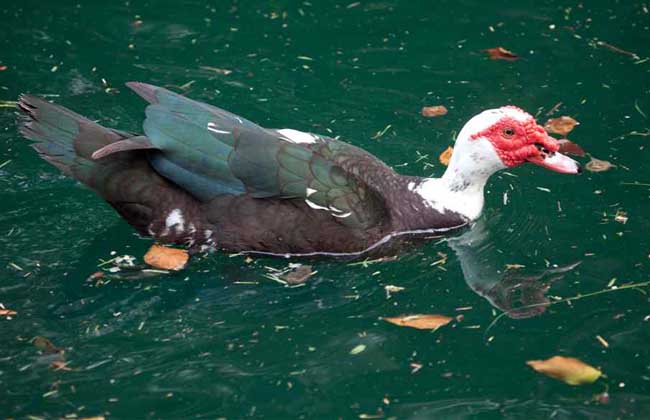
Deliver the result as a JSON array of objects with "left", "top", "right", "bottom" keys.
[{"left": 449, "top": 106, "right": 581, "bottom": 176}]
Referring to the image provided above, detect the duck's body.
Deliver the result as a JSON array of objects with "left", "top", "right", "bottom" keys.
[{"left": 18, "top": 83, "right": 579, "bottom": 256}]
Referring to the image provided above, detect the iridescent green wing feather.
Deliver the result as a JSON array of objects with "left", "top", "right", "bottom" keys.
[{"left": 127, "top": 82, "right": 388, "bottom": 229}]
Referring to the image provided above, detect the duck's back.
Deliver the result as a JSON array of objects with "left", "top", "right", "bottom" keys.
[{"left": 127, "top": 83, "right": 396, "bottom": 233}]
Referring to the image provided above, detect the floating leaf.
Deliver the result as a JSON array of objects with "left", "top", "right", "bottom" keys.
[
  {"left": 421, "top": 105, "right": 448, "bottom": 117},
  {"left": 505, "top": 263, "right": 526, "bottom": 270},
  {"left": 281, "top": 264, "right": 315, "bottom": 285},
  {"left": 143, "top": 245, "right": 189, "bottom": 271},
  {"left": 439, "top": 146, "right": 453, "bottom": 166},
  {"left": 526, "top": 355, "right": 602, "bottom": 385},
  {"left": 544, "top": 116, "right": 579, "bottom": 136},
  {"left": 585, "top": 157, "right": 615, "bottom": 172},
  {"left": 80, "top": 417, "right": 106, "bottom": 420},
  {"left": 32, "top": 336, "right": 63, "bottom": 354},
  {"left": 0, "top": 309, "right": 17, "bottom": 317},
  {"left": 557, "top": 139, "right": 586, "bottom": 157},
  {"left": 383, "top": 314, "right": 453, "bottom": 330},
  {"left": 0, "top": 65, "right": 7, "bottom": 71},
  {"left": 484, "top": 47, "right": 519, "bottom": 61},
  {"left": 349, "top": 344, "right": 366, "bottom": 355}
]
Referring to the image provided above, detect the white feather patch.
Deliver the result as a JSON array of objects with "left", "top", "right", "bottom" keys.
[
  {"left": 278, "top": 128, "right": 317, "bottom": 144},
  {"left": 306, "top": 187, "right": 317, "bottom": 197},
  {"left": 165, "top": 209, "right": 185, "bottom": 233},
  {"left": 207, "top": 122, "right": 231, "bottom": 134},
  {"left": 305, "top": 199, "right": 330, "bottom": 211}
]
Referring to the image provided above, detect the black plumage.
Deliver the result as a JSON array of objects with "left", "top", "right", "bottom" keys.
[{"left": 18, "top": 83, "right": 466, "bottom": 256}]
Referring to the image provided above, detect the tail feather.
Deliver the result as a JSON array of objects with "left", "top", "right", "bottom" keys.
[
  {"left": 17, "top": 93, "right": 202, "bottom": 237},
  {"left": 18, "top": 94, "right": 118, "bottom": 178}
]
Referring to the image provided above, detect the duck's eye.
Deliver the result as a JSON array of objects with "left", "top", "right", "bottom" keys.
[{"left": 502, "top": 128, "right": 515, "bottom": 138}]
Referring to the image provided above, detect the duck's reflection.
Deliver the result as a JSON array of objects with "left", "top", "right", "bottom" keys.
[{"left": 446, "top": 219, "right": 580, "bottom": 319}]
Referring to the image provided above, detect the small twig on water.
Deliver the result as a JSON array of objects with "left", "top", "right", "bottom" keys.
[{"left": 596, "top": 40, "right": 640, "bottom": 59}]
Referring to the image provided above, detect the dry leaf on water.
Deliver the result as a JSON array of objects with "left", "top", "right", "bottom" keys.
[
  {"left": 557, "top": 139, "right": 586, "bottom": 157},
  {"left": 144, "top": 244, "right": 189, "bottom": 271},
  {"left": 421, "top": 105, "right": 448, "bottom": 117},
  {"left": 80, "top": 417, "right": 106, "bottom": 420},
  {"left": 484, "top": 47, "right": 519, "bottom": 61},
  {"left": 32, "top": 336, "right": 63, "bottom": 354},
  {"left": 281, "top": 265, "right": 315, "bottom": 285},
  {"left": 0, "top": 309, "right": 17, "bottom": 317},
  {"left": 544, "top": 116, "right": 579, "bottom": 136},
  {"left": 439, "top": 146, "right": 453, "bottom": 166},
  {"left": 383, "top": 314, "right": 453, "bottom": 330},
  {"left": 526, "top": 356, "right": 602, "bottom": 385},
  {"left": 585, "top": 157, "right": 615, "bottom": 172}
]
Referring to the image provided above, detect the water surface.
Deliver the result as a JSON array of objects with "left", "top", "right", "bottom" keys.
[{"left": 1, "top": 1, "right": 650, "bottom": 418}]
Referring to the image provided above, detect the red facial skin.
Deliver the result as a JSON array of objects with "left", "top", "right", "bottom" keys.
[{"left": 469, "top": 107, "right": 560, "bottom": 167}]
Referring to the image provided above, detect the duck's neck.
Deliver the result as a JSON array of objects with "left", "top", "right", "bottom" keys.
[{"left": 414, "top": 142, "right": 500, "bottom": 222}]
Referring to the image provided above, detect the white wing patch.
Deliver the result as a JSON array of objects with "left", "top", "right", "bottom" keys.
[
  {"left": 165, "top": 209, "right": 185, "bottom": 233},
  {"left": 207, "top": 122, "right": 231, "bottom": 134},
  {"left": 277, "top": 128, "right": 318, "bottom": 144}
]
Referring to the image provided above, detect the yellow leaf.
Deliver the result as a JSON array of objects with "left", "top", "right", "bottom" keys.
[
  {"left": 526, "top": 356, "right": 602, "bottom": 385},
  {"left": 143, "top": 245, "right": 189, "bottom": 271},
  {"left": 383, "top": 314, "right": 453, "bottom": 330},
  {"left": 439, "top": 146, "right": 453, "bottom": 166}
]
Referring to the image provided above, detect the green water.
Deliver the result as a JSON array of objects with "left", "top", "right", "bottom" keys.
[{"left": 2, "top": 0, "right": 650, "bottom": 418}]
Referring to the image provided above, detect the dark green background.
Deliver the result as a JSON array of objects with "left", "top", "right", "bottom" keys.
[{"left": 1, "top": 1, "right": 649, "bottom": 418}]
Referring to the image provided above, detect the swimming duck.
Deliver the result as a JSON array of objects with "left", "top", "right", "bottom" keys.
[{"left": 18, "top": 83, "right": 580, "bottom": 256}]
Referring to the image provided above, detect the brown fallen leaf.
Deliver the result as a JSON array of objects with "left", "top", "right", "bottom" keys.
[
  {"left": 544, "top": 116, "right": 579, "bottom": 136},
  {"left": 0, "top": 309, "right": 17, "bottom": 317},
  {"left": 505, "top": 263, "right": 526, "bottom": 270},
  {"left": 526, "top": 355, "right": 602, "bottom": 385},
  {"left": 421, "top": 105, "right": 448, "bottom": 118},
  {"left": 439, "top": 146, "right": 453, "bottom": 166},
  {"left": 557, "top": 139, "right": 586, "bottom": 157},
  {"left": 585, "top": 156, "right": 615, "bottom": 172},
  {"left": 144, "top": 244, "right": 189, "bottom": 271},
  {"left": 281, "top": 264, "right": 315, "bottom": 285},
  {"left": 383, "top": 314, "right": 453, "bottom": 330},
  {"left": 32, "top": 336, "right": 64, "bottom": 354},
  {"left": 484, "top": 47, "right": 519, "bottom": 61}
]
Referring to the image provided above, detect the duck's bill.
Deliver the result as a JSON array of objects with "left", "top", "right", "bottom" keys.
[{"left": 527, "top": 152, "right": 581, "bottom": 174}]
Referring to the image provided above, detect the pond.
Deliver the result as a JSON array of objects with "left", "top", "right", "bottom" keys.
[{"left": 1, "top": 0, "right": 649, "bottom": 418}]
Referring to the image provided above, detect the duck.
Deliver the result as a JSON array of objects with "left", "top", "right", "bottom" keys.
[{"left": 18, "top": 82, "right": 580, "bottom": 256}]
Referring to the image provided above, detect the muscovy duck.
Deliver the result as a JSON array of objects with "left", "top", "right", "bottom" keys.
[{"left": 18, "top": 83, "right": 580, "bottom": 256}]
